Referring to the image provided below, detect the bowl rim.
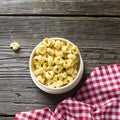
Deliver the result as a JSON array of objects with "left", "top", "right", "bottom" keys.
[{"left": 29, "top": 37, "right": 83, "bottom": 92}]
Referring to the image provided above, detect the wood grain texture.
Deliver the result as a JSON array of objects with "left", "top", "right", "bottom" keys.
[
  {"left": 0, "top": 0, "right": 120, "bottom": 15},
  {"left": 1, "top": 117, "right": 14, "bottom": 120},
  {"left": 0, "top": 17, "right": 120, "bottom": 120}
]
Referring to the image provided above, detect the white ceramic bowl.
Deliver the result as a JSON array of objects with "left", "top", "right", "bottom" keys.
[{"left": 29, "top": 38, "right": 84, "bottom": 94}]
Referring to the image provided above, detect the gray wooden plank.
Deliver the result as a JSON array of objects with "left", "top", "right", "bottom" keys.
[
  {"left": 0, "top": 0, "right": 120, "bottom": 15},
  {"left": 0, "top": 16, "right": 120, "bottom": 117},
  {"left": 0, "top": 117, "right": 14, "bottom": 120}
]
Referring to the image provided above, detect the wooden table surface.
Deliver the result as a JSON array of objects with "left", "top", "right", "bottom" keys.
[{"left": 0, "top": 0, "right": 120, "bottom": 119}]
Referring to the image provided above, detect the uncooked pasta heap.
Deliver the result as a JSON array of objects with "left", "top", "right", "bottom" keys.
[{"left": 32, "top": 38, "right": 80, "bottom": 88}]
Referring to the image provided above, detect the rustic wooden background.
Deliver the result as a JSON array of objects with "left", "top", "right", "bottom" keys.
[{"left": 0, "top": 0, "right": 120, "bottom": 119}]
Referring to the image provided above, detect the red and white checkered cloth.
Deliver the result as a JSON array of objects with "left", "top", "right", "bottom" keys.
[{"left": 14, "top": 64, "right": 120, "bottom": 120}]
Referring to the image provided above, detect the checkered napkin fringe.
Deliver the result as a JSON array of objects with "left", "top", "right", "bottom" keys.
[{"left": 14, "top": 64, "right": 120, "bottom": 120}]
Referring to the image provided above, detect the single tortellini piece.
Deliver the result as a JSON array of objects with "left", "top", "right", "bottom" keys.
[
  {"left": 34, "top": 67, "right": 44, "bottom": 76},
  {"left": 42, "top": 62, "right": 49, "bottom": 71},
  {"left": 54, "top": 56, "right": 63, "bottom": 65},
  {"left": 67, "top": 53, "right": 76, "bottom": 60},
  {"left": 10, "top": 42, "right": 20, "bottom": 51},
  {"left": 71, "top": 69, "right": 78, "bottom": 78},
  {"left": 46, "top": 79, "right": 54, "bottom": 86},
  {"left": 47, "top": 48, "right": 55, "bottom": 56},
  {"left": 67, "top": 42, "right": 72, "bottom": 48},
  {"left": 35, "top": 44, "right": 47, "bottom": 55},
  {"left": 55, "top": 50, "right": 64, "bottom": 57},
  {"left": 71, "top": 46, "right": 79, "bottom": 55},
  {"left": 64, "top": 76, "right": 73, "bottom": 83},
  {"left": 66, "top": 42, "right": 73, "bottom": 53},
  {"left": 34, "top": 63, "right": 41, "bottom": 69},
  {"left": 37, "top": 75, "right": 45, "bottom": 84},
  {"left": 47, "top": 56, "right": 54, "bottom": 65},
  {"left": 61, "top": 72, "right": 67, "bottom": 78},
  {"left": 62, "top": 45, "right": 72, "bottom": 54},
  {"left": 43, "top": 38, "right": 55, "bottom": 47},
  {"left": 54, "top": 74, "right": 63, "bottom": 81},
  {"left": 54, "top": 40, "right": 62, "bottom": 49},
  {"left": 63, "top": 59, "right": 73, "bottom": 68},
  {"left": 74, "top": 63, "right": 79, "bottom": 70},
  {"left": 66, "top": 67, "right": 74, "bottom": 75},
  {"left": 46, "top": 65, "right": 53, "bottom": 71},
  {"left": 62, "top": 46, "right": 68, "bottom": 53},
  {"left": 45, "top": 70, "right": 54, "bottom": 80},
  {"left": 53, "top": 65, "right": 63, "bottom": 73},
  {"left": 33, "top": 55, "right": 46, "bottom": 66},
  {"left": 56, "top": 80, "right": 64, "bottom": 88}
]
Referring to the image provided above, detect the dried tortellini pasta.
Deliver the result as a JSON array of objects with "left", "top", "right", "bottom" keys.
[
  {"left": 10, "top": 42, "right": 20, "bottom": 51},
  {"left": 32, "top": 38, "right": 80, "bottom": 88}
]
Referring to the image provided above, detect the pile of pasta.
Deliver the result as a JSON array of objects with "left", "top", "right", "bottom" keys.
[{"left": 32, "top": 38, "right": 80, "bottom": 88}]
